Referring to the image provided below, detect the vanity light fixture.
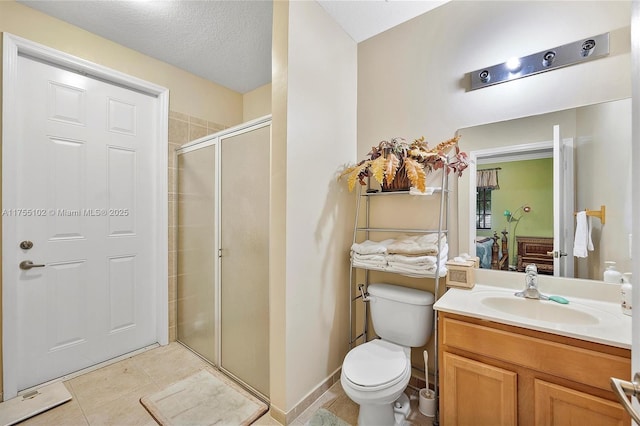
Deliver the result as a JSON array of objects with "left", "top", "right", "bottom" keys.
[{"left": 469, "top": 32, "right": 609, "bottom": 90}]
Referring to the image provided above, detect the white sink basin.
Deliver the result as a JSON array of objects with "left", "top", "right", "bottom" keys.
[
  {"left": 434, "top": 283, "right": 631, "bottom": 349},
  {"left": 480, "top": 295, "right": 599, "bottom": 325}
]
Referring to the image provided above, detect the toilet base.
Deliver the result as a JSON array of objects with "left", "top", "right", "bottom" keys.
[
  {"left": 393, "top": 392, "right": 410, "bottom": 425},
  {"left": 357, "top": 392, "right": 410, "bottom": 426}
]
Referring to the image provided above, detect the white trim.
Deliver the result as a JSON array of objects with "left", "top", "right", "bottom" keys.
[
  {"left": 468, "top": 141, "right": 553, "bottom": 256},
  {"left": 476, "top": 150, "right": 552, "bottom": 164},
  {"left": 2, "top": 33, "right": 169, "bottom": 400}
]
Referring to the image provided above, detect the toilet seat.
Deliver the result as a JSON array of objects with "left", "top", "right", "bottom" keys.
[{"left": 342, "top": 339, "right": 409, "bottom": 391}]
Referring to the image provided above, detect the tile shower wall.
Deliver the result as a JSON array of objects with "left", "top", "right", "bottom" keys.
[{"left": 168, "top": 111, "right": 228, "bottom": 341}]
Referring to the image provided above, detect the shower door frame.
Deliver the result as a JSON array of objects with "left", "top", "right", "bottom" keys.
[{"left": 176, "top": 115, "right": 271, "bottom": 401}]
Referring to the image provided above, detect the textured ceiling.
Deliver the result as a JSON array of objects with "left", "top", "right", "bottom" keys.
[
  {"left": 18, "top": 0, "right": 448, "bottom": 94},
  {"left": 18, "top": 0, "right": 273, "bottom": 94}
]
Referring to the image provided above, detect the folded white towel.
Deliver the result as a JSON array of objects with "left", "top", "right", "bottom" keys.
[
  {"left": 573, "top": 211, "right": 594, "bottom": 258},
  {"left": 351, "top": 259, "right": 388, "bottom": 270},
  {"left": 387, "top": 244, "right": 449, "bottom": 265},
  {"left": 350, "top": 239, "right": 394, "bottom": 255},
  {"left": 351, "top": 253, "right": 386, "bottom": 262},
  {"left": 387, "top": 254, "right": 438, "bottom": 266},
  {"left": 388, "top": 262, "right": 437, "bottom": 273},
  {"left": 386, "top": 262, "right": 448, "bottom": 277},
  {"left": 387, "top": 234, "right": 446, "bottom": 255}
]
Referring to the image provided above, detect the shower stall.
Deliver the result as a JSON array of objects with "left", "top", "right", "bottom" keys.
[{"left": 176, "top": 116, "right": 270, "bottom": 400}]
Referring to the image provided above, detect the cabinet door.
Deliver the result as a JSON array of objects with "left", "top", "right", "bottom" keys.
[
  {"left": 534, "top": 379, "right": 627, "bottom": 426},
  {"left": 442, "top": 352, "right": 517, "bottom": 426}
]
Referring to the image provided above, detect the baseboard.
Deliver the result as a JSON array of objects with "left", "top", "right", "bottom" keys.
[
  {"left": 283, "top": 367, "right": 342, "bottom": 425},
  {"left": 269, "top": 405, "right": 286, "bottom": 425},
  {"left": 270, "top": 367, "right": 431, "bottom": 425}
]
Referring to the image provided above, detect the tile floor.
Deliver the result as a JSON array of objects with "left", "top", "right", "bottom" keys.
[{"left": 19, "top": 342, "right": 434, "bottom": 426}]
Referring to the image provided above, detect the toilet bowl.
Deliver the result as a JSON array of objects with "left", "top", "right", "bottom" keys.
[
  {"left": 341, "top": 339, "right": 411, "bottom": 426},
  {"left": 341, "top": 283, "right": 434, "bottom": 425}
]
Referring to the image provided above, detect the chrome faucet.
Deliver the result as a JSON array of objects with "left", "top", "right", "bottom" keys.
[{"left": 515, "top": 264, "right": 549, "bottom": 300}]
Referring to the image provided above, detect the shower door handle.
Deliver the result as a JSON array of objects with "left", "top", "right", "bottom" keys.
[{"left": 610, "top": 373, "right": 640, "bottom": 423}]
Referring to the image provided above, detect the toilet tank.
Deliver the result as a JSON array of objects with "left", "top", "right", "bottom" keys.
[{"left": 367, "top": 283, "right": 435, "bottom": 347}]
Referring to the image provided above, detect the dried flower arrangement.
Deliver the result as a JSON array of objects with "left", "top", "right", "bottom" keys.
[{"left": 340, "top": 135, "right": 469, "bottom": 192}]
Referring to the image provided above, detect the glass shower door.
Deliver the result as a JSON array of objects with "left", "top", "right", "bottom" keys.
[
  {"left": 220, "top": 125, "right": 270, "bottom": 398},
  {"left": 176, "top": 145, "right": 217, "bottom": 364}
]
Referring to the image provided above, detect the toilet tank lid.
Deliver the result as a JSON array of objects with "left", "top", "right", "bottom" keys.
[{"left": 368, "top": 283, "right": 434, "bottom": 306}]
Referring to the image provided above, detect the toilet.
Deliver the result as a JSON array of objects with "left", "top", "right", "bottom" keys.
[{"left": 341, "top": 283, "right": 434, "bottom": 426}]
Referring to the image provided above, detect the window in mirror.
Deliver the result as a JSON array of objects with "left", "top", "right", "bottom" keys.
[
  {"left": 476, "top": 168, "right": 500, "bottom": 230},
  {"left": 476, "top": 188, "right": 492, "bottom": 229}
]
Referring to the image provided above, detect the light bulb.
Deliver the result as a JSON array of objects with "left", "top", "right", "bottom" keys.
[{"left": 505, "top": 57, "right": 521, "bottom": 72}]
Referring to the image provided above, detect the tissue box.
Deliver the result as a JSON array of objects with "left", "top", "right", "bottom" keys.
[{"left": 446, "top": 259, "right": 476, "bottom": 289}]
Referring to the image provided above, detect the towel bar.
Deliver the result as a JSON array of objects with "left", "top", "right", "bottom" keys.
[{"left": 574, "top": 205, "right": 605, "bottom": 225}]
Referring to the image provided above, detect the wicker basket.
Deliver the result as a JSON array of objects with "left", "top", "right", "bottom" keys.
[{"left": 381, "top": 166, "right": 410, "bottom": 192}]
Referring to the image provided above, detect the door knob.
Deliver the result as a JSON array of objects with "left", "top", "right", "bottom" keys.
[
  {"left": 19, "top": 260, "right": 45, "bottom": 270},
  {"left": 547, "top": 251, "right": 568, "bottom": 258},
  {"left": 19, "top": 240, "right": 34, "bottom": 250},
  {"left": 610, "top": 373, "right": 640, "bottom": 423}
]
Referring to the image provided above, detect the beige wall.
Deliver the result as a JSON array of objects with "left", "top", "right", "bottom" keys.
[
  {"left": 269, "top": 1, "right": 289, "bottom": 422},
  {"left": 286, "top": 0, "right": 356, "bottom": 413},
  {"left": 357, "top": 0, "right": 631, "bottom": 380},
  {"left": 244, "top": 83, "right": 273, "bottom": 122},
  {"left": 575, "top": 99, "right": 632, "bottom": 279},
  {"left": 270, "top": 0, "right": 357, "bottom": 420}
]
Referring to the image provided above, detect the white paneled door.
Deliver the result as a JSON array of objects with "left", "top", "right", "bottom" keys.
[{"left": 4, "top": 50, "right": 163, "bottom": 394}]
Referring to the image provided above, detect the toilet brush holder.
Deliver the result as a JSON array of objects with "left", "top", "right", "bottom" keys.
[{"left": 418, "top": 388, "right": 436, "bottom": 417}]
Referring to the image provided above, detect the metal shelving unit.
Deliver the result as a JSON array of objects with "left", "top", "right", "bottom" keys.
[{"left": 348, "top": 168, "right": 450, "bottom": 425}]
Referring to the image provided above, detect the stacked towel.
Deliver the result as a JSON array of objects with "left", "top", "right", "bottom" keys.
[
  {"left": 350, "top": 239, "right": 393, "bottom": 269},
  {"left": 386, "top": 261, "right": 447, "bottom": 276},
  {"left": 387, "top": 245, "right": 449, "bottom": 275},
  {"left": 350, "top": 236, "right": 449, "bottom": 277},
  {"left": 387, "top": 234, "right": 446, "bottom": 256}
]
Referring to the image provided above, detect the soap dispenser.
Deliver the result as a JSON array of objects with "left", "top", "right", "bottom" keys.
[
  {"left": 621, "top": 272, "right": 632, "bottom": 316},
  {"left": 604, "top": 261, "right": 622, "bottom": 284}
]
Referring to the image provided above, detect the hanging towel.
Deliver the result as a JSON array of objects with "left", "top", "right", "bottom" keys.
[{"left": 573, "top": 211, "right": 594, "bottom": 258}]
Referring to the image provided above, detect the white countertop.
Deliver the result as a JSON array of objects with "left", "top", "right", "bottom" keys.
[{"left": 433, "top": 270, "right": 631, "bottom": 349}]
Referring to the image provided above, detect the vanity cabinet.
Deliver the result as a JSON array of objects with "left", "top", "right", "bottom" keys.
[{"left": 438, "top": 312, "right": 631, "bottom": 426}]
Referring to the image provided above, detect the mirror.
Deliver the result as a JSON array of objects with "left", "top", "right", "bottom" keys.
[{"left": 457, "top": 98, "right": 631, "bottom": 281}]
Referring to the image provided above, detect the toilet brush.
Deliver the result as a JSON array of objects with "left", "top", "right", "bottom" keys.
[
  {"left": 419, "top": 350, "right": 436, "bottom": 417},
  {"left": 423, "top": 350, "right": 428, "bottom": 385}
]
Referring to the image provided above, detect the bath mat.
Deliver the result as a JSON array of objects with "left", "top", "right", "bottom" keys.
[
  {"left": 305, "top": 408, "right": 351, "bottom": 426},
  {"left": 140, "top": 368, "right": 267, "bottom": 426},
  {"left": 0, "top": 381, "right": 72, "bottom": 426}
]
